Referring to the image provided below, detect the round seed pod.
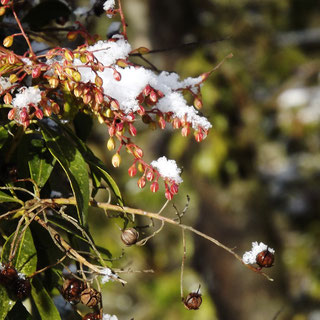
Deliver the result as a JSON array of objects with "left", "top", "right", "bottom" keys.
[
  {"left": 80, "top": 287, "right": 101, "bottom": 308},
  {"left": 0, "top": 265, "right": 18, "bottom": 286},
  {"left": 13, "top": 277, "right": 31, "bottom": 301},
  {"left": 62, "top": 278, "right": 87, "bottom": 304},
  {"left": 184, "top": 292, "right": 202, "bottom": 310},
  {"left": 82, "top": 312, "right": 101, "bottom": 320},
  {"left": 256, "top": 249, "right": 275, "bottom": 268},
  {"left": 121, "top": 228, "right": 139, "bottom": 246}
]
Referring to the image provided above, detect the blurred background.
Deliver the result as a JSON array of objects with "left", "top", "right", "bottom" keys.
[
  {"left": 89, "top": 0, "right": 320, "bottom": 319},
  {"left": 3, "top": 0, "right": 320, "bottom": 319}
]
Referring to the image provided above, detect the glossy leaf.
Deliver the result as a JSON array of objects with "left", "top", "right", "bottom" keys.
[
  {"left": 0, "top": 121, "right": 15, "bottom": 150},
  {"left": 31, "top": 277, "right": 61, "bottom": 320},
  {"left": 0, "top": 190, "right": 23, "bottom": 204},
  {"left": 1, "top": 227, "right": 37, "bottom": 276},
  {"left": 39, "top": 121, "right": 89, "bottom": 226},
  {"left": 53, "top": 119, "right": 123, "bottom": 206},
  {"left": 0, "top": 286, "right": 16, "bottom": 320}
]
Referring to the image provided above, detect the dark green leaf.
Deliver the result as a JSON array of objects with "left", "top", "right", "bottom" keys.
[
  {"left": 39, "top": 121, "right": 89, "bottom": 226},
  {"left": 31, "top": 277, "right": 61, "bottom": 320},
  {"left": 6, "top": 301, "right": 32, "bottom": 320},
  {"left": 0, "top": 191, "right": 23, "bottom": 204},
  {"left": 0, "top": 286, "right": 16, "bottom": 320},
  {"left": 1, "top": 227, "right": 37, "bottom": 276},
  {"left": 73, "top": 112, "right": 93, "bottom": 142},
  {"left": 52, "top": 120, "right": 123, "bottom": 206}
]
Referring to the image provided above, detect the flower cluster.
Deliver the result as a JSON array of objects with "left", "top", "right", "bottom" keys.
[{"left": 0, "top": 0, "right": 212, "bottom": 199}]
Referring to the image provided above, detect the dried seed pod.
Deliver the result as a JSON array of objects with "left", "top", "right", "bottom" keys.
[
  {"left": 0, "top": 265, "right": 18, "bottom": 286},
  {"left": 62, "top": 278, "right": 87, "bottom": 304},
  {"left": 121, "top": 228, "right": 139, "bottom": 246},
  {"left": 13, "top": 277, "right": 31, "bottom": 301},
  {"left": 80, "top": 287, "right": 101, "bottom": 308},
  {"left": 256, "top": 249, "right": 275, "bottom": 268},
  {"left": 184, "top": 292, "right": 202, "bottom": 310},
  {"left": 82, "top": 312, "right": 101, "bottom": 320}
]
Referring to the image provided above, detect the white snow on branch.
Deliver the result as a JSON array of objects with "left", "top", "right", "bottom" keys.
[
  {"left": 242, "top": 242, "right": 275, "bottom": 264},
  {"left": 151, "top": 156, "right": 183, "bottom": 184},
  {"left": 0, "top": 77, "right": 11, "bottom": 94},
  {"left": 103, "top": 0, "right": 115, "bottom": 11},
  {"left": 12, "top": 86, "right": 42, "bottom": 109},
  {"left": 103, "top": 314, "right": 118, "bottom": 320}
]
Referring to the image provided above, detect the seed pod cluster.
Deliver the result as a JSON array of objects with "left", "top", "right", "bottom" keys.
[
  {"left": 121, "top": 228, "right": 139, "bottom": 246},
  {"left": 0, "top": 264, "right": 31, "bottom": 301},
  {"left": 80, "top": 288, "right": 101, "bottom": 308}
]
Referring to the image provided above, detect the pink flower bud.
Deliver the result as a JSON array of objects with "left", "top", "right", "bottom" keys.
[
  {"left": 109, "top": 126, "right": 116, "bottom": 137},
  {"left": 137, "top": 177, "right": 146, "bottom": 189},
  {"left": 157, "top": 90, "right": 164, "bottom": 98},
  {"left": 4, "top": 93, "right": 12, "bottom": 104},
  {"left": 1, "top": 0, "right": 10, "bottom": 5},
  {"left": 149, "top": 90, "right": 158, "bottom": 103},
  {"left": 150, "top": 181, "right": 159, "bottom": 193},
  {"left": 32, "top": 66, "right": 42, "bottom": 78},
  {"left": 137, "top": 105, "right": 145, "bottom": 115},
  {"left": 172, "top": 118, "right": 181, "bottom": 129},
  {"left": 95, "top": 91, "right": 104, "bottom": 104},
  {"left": 165, "top": 189, "right": 173, "bottom": 200},
  {"left": 193, "top": 97, "right": 203, "bottom": 110},
  {"left": 143, "top": 85, "right": 151, "bottom": 97},
  {"left": 181, "top": 125, "right": 190, "bottom": 137},
  {"left": 158, "top": 116, "right": 166, "bottom": 129},
  {"left": 194, "top": 130, "right": 203, "bottom": 142},
  {"left": 146, "top": 170, "right": 154, "bottom": 182},
  {"left": 116, "top": 121, "right": 124, "bottom": 132},
  {"left": 133, "top": 146, "right": 143, "bottom": 159},
  {"left": 128, "top": 164, "right": 137, "bottom": 177},
  {"left": 113, "top": 70, "right": 121, "bottom": 81},
  {"left": 170, "top": 183, "right": 179, "bottom": 195},
  {"left": 8, "top": 108, "right": 15, "bottom": 120},
  {"left": 20, "top": 108, "right": 28, "bottom": 122},
  {"left": 35, "top": 109, "right": 43, "bottom": 119},
  {"left": 128, "top": 123, "right": 137, "bottom": 136}
]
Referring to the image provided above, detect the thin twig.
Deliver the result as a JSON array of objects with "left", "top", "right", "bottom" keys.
[{"left": 180, "top": 229, "right": 186, "bottom": 300}]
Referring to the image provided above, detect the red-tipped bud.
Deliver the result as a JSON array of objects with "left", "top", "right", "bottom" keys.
[
  {"left": 157, "top": 90, "right": 164, "bottom": 98},
  {"left": 20, "top": 108, "right": 28, "bottom": 122},
  {"left": 137, "top": 93, "right": 144, "bottom": 104},
  {"left": 108, "top": 126, "right": 116, "bottom": 137},
  {"left": 172, "top": 118, "right": 181, "bottom": 129},
  {"left": 116, "top": 59, "right": 130, "bottom": 68},
  {"left": 52, "top": 102, "right": 60, "bottom": 114},
  {"left": 128, "top": 164, "right": 137, "bottom": 177},
  {"left": 95, "top": 75, "right": 103, "bottom": 87},
  {"left": 146, "top": 170, "right": 154, "bottom": 182},
  {"left": 194, "top": 130, "right": 203, "bottom": 142},
  {"left": 48, "top": 77, "right": 59, "bottom": 88},
  {"left": 149, "top": 90, "right": 158, "bottom": 103},
  {"left": 181, "top": 125, "right": 190, "bottom": 137},
  {"left": 32, "top": 66, "right": 42, "bottom": 78},
  {"left": 35, "top": 109, "right": 43, "bottom": 119},
  {"left": 83, "top": 93, "right": 92, "bottom": 104},
  {"left": 110, "top": 100, "right": 119, "bottom": 110},
  {"left": 64, "top": 49, "right": 74, "bottom": 61},
  {"left": 158, "top": 116, "right": 166, "bottom": 129},
  {"left": 137, "top": 177, "right": 146, "bottom": 189},
  {"left": 143, "top": 85, "right": 151, "bottom": 97},
  {"left": 170, "top": 183, "right": 179, "bottom": 195},
  {"left": 1, "top": 0, "right": 10, "bottom": 5},
  {"left": 116, "top": 121, "right": 124, "bottom": 132},
  {"left": 137, "top": 105, "right": 145, "bottom": 115},
  {"left": 8, "top": 53, "right": 17, "bottom": 64},
  {"left": 4, "top": 93, "right": 12, "bottom": 104},
  {"left": 128, "top": 123, "right": 137, "bottom": 136},
  {"left": 95, "top": 91, "right": 104, "bottom": 104},
  {"left": 132, "top": 146, "right": 143, "bottom": 159},
  {"left": 112, "top": 153, "right": 121, "bottom": 168},
  {"left": 43, "top": 106, "right": 52, "bottom": 116},
  {"left": 165, "top": 189, "right": 173, "bottom": 200},
  {"left": 8, "top": 108, "right": 15, "bottom": 120},
  {"left": 113, "top": 70, "right": 121, "bottom": 81},
  {"left": 150, "top": 181, "right": 159, "bottom": 193}
]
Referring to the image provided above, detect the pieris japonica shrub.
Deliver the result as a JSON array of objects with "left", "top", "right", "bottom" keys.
[{"left": 0, "top": 0, "right": 275, "bottom": 319}]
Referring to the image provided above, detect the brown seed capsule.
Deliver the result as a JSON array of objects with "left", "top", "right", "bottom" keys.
[
  {"left": 62, "top": 278, "right": 87, "bottom": 304},
  {"left": 184, "top": 292, "right": 202, "bottom": 310},
  {"left": 13, "top": 277, "right": 31, "bottom": 301},
  {"left": 80, "top": 287, "right": 101, "bottom": 308},
  {"left": 121, "top": 228, "right": 139, "bottom": 246},
  {"left": 0, "top": 265, "right": 18, "bottom": 286},
  {"left": 256, "top": 249, "right": 275, "bottom": 268},
  {"left": 82, "top": 312, "right": 101, "bottom": 320}
]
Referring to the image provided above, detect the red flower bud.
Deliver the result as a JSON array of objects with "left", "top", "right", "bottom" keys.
[
  {"left": 137, "top": 177, "right": 146, "bottom": 189},
  {"left": 109, "top": 126, "right": 116, "bottom": 137},
  {"left": 170, "top": 183, "right": 179, "bottom": 195},
  {"left": 149, "top": 90, "right": 158, "bottom": 103},
  {"left": 8, "top": 108, "right": 15, "bottom": 120},
  {"left": 172, "top": 118, "right": 181, "bottom": 129},
  {"left": 146, "top": 170, "right": 154, "bottom": 182},
  {"left": 4, "top": 93, "right": 12, "bottom": 104},
  {"left": 150, "top": 181, "right": 159, "bottom": 193},
  {"left": 113, "top": 70, "right": 121, "bottom": 81},
  {"left": 181, "top": 125, "right": 190, "bottom": 137},
  {"left": 158, "top": 116, "right": 166, "bottom": 129},
  {"left": 32, "top": 66, "right": 42, "bottom": 78},
  {"left": 165, "top": 189, "right": 173, "bottom": 200},
  {"left": 128, "top": 164, "right": 137, "bottom": 177},
  {"left": 194, "top": 130, "right": 203, "bottom": 142},
  {"left": 143, "top": 85, "right": 151, "bottom": 97},
  {"left": 128, "top": 123, "right": 137, "bottom": 136},
  {"left": 35, "top": 109, "right": 43, "bottom": 119},
  {"left": 20, "top": 108, "right": 28, "bottom": 122}
]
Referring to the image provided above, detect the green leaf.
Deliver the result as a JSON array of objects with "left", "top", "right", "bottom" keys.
[
  {"left": 27, "top": 137, "right": 56, "bottom": 189},
  {"left": 0, "top": 286, "right": 16, "bottom": 320},
  {"left": 31, "top": 277, "right": 61, "bottom": 320},
  {"left": 1, "top": 227, "right": 37, "bottom": 276},
  {"left": 0, "top": 121, "right": 15, "bottom": 150},
  {"left": 52, "top": 119, "right": 123, "bottom": 206},
  {"left": 0, "top": 190, "right": 23, "bottom": 204},
  {"left": 39, "top": 121, "right": 89, "bottom": 226},
  {"left": 6, "top": 301, "right": 33, "bottom": 320}
]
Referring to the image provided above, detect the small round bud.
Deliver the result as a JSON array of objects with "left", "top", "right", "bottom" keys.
[
  {"left": 184, "top": 292, "right": 202, "bottom": 310},
  {"left": 121, "top": 228, "right": 139, "bottom": 246},
  {"left": 112, "top": 153, "right": 121, "bottom": 167},
  {"left": 128, "top": 164, "right": 137, "bottom": 177},
  {"left": 256, "top": 249, "right": 274, "bottom": 268},
  {"left": 62, "top": 278, "right": 87, "bottom": 304},
  {"left": 107, "top": 137, "right": 115, "bottom": 151},
  {"left": 80, "top": 288, "right": 101, "bottom": 308},
  {"left": 3, "top": 35, "right": 13, "bottom": 48},
  {"left": 13, "top": 277, "right": 31, "bottom": 301},
  {"left": 137, "top": 177, "right": 146, "bottom": 189},
  {"left": 150, "top": 181, "right": 159, "bottom": 193}
]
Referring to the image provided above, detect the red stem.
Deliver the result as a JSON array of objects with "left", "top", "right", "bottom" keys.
[{"left": 117, "top": 0, "right": 127, "bottom": 39}]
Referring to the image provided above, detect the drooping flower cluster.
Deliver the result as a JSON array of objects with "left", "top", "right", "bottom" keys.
[{"left": 0, "top": 0, "right": 213, "bottom": 199}]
